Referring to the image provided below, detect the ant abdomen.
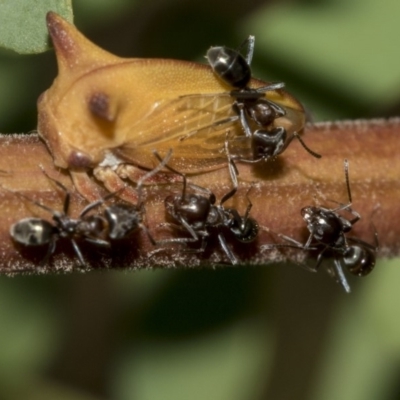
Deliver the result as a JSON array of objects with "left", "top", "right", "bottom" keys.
[
  {"left": 207, "top": 46, "right": 251, "bottom": 88},
  {"left": 343, "top": 245, "right": 376, "bottom": 277},
  {"left": 11, "top": 218, "right": 55, "bottom": 247}
]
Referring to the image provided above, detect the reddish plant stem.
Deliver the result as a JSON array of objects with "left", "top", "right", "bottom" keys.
[{"left": 0, "top": 118, "right": 399, "bottom": 274}]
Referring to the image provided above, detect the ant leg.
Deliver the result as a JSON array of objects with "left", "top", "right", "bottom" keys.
[
  {"left": 84, "top": 237, "right": 111, "bottom": 248},
  {"left": 177, "top": 215, "right": 200, "bottom": 241},
  {"left": 153, "top": 150, "right": 188, "bottom": 199},
  {"left": 313, "top": 248, "right": 327, "bottom": 271},
  {"left": 139, "top": 223, "right": 157, "bottom": 246},
  {"left": 133, "top": 152, "right": 172, "bottom": 247},
  {"left": 93, "top": 166, "right": 141, "bottom": 204},
  {"left": 255, "top": 82, "right": 286, "bottom": 94},
  {"left": 98, "top": 151, "right": 173, "bottom": 206},
  {"left": 155, "top": 153, "right": 215, "bottom": 202},
  {"left": 233, "top": 102, "right": 253, "bottom": 137},
  {"left": 136, "top": 150, "right": 172, "bottom": 195},
  {"left": 70, "top": 170, "right": 103, "bottom": 203},
  {"left": 156, "top": 215, "right": 201, "bottom": 246},
  {"left": 218, "top": 232, "right": 238, "bottom": 265},
  {"left": 70, "top": 238, "right": 87, "bottom": 268},
  {"left": 132, "top": 150, "right": 173, "bottom": 240},
  {"left": 345, "top": 208, "right": 360, "bottom": 226},
  {"left": 79, "top": 188, "right": 126, "bottom": 218},
  {"left": 259, "top": 225, "right": 306, "bottom": 249},
  {"left": 333, "top": 258, "right": 351, "bottom": 293},
  {"left": 225, "top": 138, "right": 239, "bottom": 185},
  {"left": 40, "top": 237, "right": 57, "bottom": 266},
  {"left": 39, "top": 238, "right": 57, "bottom": 267},
  {"left": 220, "top": 139, "right": 239, "bottom": 205}
]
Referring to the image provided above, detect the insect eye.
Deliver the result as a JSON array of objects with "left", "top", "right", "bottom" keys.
[{"left": 67, "top": 150, "right": 93, "bottom": 169}]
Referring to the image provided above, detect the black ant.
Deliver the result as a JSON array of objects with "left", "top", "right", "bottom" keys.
[
  {"left": 180, "top": 36, "right": 320, "bottom": 161},
  {"left": 262, "top": 159, "right": 378, "bottom": 293},
  {"left": 9, "top": 151, "right": 172, "bottom": 267},
  {"left": 207, "top": 36, "right": 286, "bottom": 133},
  {"left": 153, "top": 151, "right": 259, "bottom": 265}
]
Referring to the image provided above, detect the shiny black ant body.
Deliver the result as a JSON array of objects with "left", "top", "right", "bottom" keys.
[
  {"left": 180, "top": 36, "right": 320, "bottom": 161},
  {"left": 10, "top": 151, "right": 172, "bottom": 267},
  {"left": 207, "top": 35, "right": 287, "bottom": 136},
  {"left": 154, "top": 152, "right": 258, "bottom": 265},
  {"left": 207, "top": 36, "right": 321, "bottom": 161},
  {"left": 263, "top": 160, "right": 377, "bottom": 293}
]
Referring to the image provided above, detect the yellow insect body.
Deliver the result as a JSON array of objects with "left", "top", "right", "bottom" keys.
[{"left": 38, "top": 13, "right": 305, "bottom": 200}]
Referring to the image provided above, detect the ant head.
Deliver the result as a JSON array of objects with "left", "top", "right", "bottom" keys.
[
  {"left": 104, "top": 204, "right": 141, "bottom": 240},
  {"left": 302, "top": 206, "right": 347, "bottom": 246},
  {"left": 252, "top": 127, "right": 287, "bottom": 159},
  {"left": 229, "top": 215, "right": 259, "bottom": 243},
  {"left": 301, "top": 206, "right": 318, "bottom": 223}
]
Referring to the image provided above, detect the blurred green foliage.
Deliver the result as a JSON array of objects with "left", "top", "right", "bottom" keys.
[
  {"left": 0, "top": 1, "right": 399, "bottom": 399},
  {"left": 0, "top": 0, "right": 73, "bottom": 54}
]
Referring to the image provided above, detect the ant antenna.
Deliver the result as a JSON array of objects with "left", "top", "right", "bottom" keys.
[
  {"left": 243, "top": 185, "right": 254, "bottom": 221},
  {"left": 254, "top": 82, "right": 285, "bottom": 94},
  {"left": 343, "top": 159, "right": 352, "bottom": 203},
  {"left": 39, "top": 167, "right": 72, "bottom": 214},
  {"left": 3, "top": 169, "right": 68, "bottom": 216},
  {"left": 293, "top": 132, "right": 322, "bottom": 159},
  {"left": 224, "top": 137, "right": 239, "bottom": 188}
]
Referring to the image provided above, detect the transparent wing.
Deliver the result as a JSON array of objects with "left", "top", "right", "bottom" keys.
[
  {"left": 116, "top": 94, "right": 239, "bottom": 172},
  {"left": 115, "top": 90, "right": 305, "bottom": 173}
]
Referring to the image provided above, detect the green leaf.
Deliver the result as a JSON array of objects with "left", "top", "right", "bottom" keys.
[{"left": 0, "top": 0, "right": 73, "bottom": 54}]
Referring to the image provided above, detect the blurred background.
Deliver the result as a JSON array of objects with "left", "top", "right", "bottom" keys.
[{"left": 0, "top": 0, "right": 400, "bottom": 399}]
